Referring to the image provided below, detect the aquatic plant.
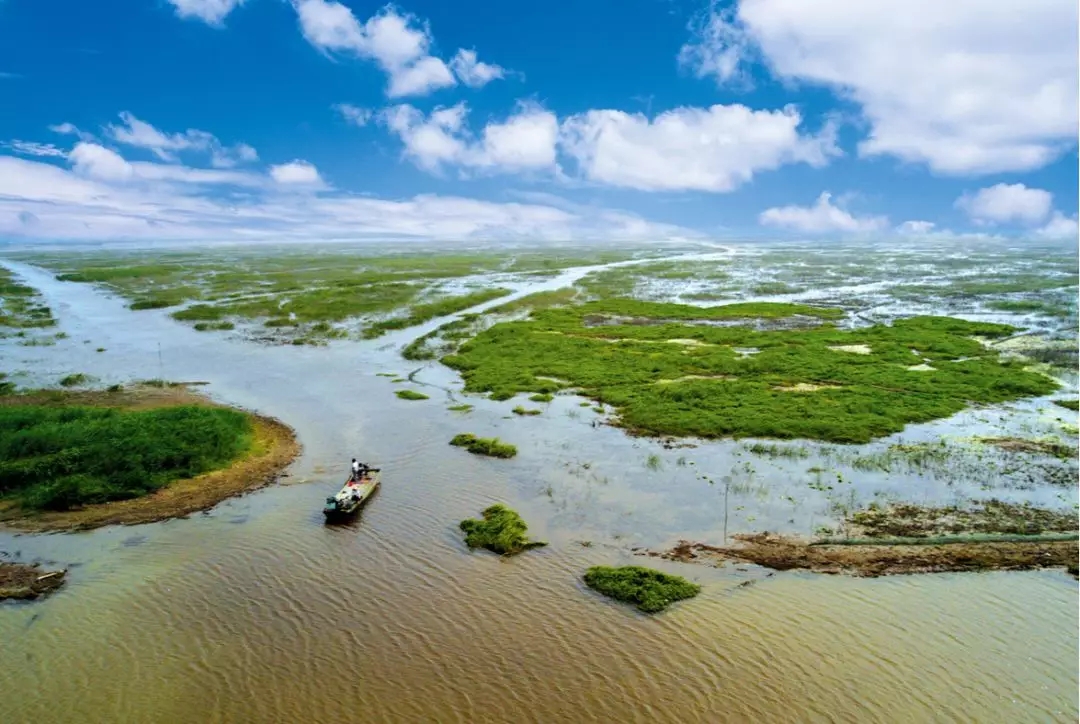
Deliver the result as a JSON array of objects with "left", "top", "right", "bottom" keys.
[
  {"left": 0, "top": 403, "right": 253, "bottom": 511},
  {"left": 395, "top": 389, "right": 429, "bottom": 401},
  {"left": 440, "top": 299, "right": 1056, "bottom": 443},
  {"left": 58, "top": 373, "right": 89, "bottom": 388},
  {"left": 362, "top": 288, "right": 512, "bottom": 339},
  {"left": 458, "top": 503, "right": 546, "bottom": 555},
  {"left": 449, "top": 433, "right": 517, "bottom": 458},
  {"left": 512, "top": 406, "right": 541, "bottom": 416},
  {"left": 0, "top": 268, "right": 56, "bottom": 329},
  {"left": 529, "top": 393, "right": 554, "bottom": 403},
  {"left": 645, "top": 454, "right": 662, "bottom": 470},
  {"left": 447, "top": 404, "right": 473, "bottom": 412},
  {"left": 746, "top": 442, "right": 810, "bottom": 459},
  {"left": 193, "top": 321, "right": 236, "bottom": 331},
  {"left": 583, "top": 566, "right": 701, "bottom": 613},
  {"left": 1053, "top": 399, "right": 1079, "bottom": 411}
]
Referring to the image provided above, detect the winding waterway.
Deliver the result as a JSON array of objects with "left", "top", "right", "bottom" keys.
[{"left": 1, "top": 257, "right": 1077, "bottom": 723}]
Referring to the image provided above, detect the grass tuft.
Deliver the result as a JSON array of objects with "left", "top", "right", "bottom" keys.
[
  {"left": 449, "top": 433, "right": 517, "bottom": 458},
  {"left": 512, "top": 406, "right": 542, "bottom": 416},
  {"left": 458, "top": 503, "right": 546, "bottom": 555},
  {"left": 395, "top": 389, "right": 429, "bottom": 401},
  {"left": 583, "top": 566, "right": 701, "bottom": 613}
]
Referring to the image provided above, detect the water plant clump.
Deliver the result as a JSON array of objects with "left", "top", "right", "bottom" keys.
[
  {"left": 58, "top": 373, "right": 90, "bottom": 388},
  {"left": 458, "top": 503, "right": 546, "bottom": 555},
  {"left": 395, "top": 389, "right": 429, "bottom": 401},
  {"left": 441, "top": 299, "right": 1057, "bottom": 443},
  {"left": 0, "top": 268, "right": 56, "bottom": 329},
  {"left": 362, "top": 288, "right": 512, "bottom": 339},
  {"left": 529, "top": 393, "right": 554, "bottom": 403},
  {"left": 449, "top": 433, "right": 517, "bottom": 458},
  {"left": 0, "top": 403, "right": 253, "bottom": 511},
  {"left": 1053, "top": 399, "right": 1079, "bottom": 411},
  {"left": 447, "top": 403, "right": 473, "bottom": 412},
  {"left": 512, "top": 406, "right": 541, "bottom": 416},
  {"left": 583, "top": 565, "right": 701, "bottom": 613}
]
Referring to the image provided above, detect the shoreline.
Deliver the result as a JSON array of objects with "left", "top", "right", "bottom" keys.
[
  {"left": 0, "top": 385, "right": 301, "bottom": 533},
  {"left": 642, "top": 534, "right": 1080, "bottom": 577}
]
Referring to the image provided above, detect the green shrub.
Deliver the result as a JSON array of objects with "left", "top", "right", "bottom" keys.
[
  {"left": 583, "top": 566, "right": 701, "bottom": 613},
  {"left": 458, "top": 504, "right": 546, "bottom": 555},
  {"left": 449, "top": 433, "right": 517, "bottom": 458}
]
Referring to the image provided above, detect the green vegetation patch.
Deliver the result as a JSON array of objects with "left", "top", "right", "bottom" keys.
[
  {"left": 1053, "top": 399, "right": 1079, "bottom": 411},
  {"left": 449, "top": 433, "right": 517, "bottom": 458},
  {"left": 441, "top": 299, "right": 1056, "bottom": 443},
  {"left": 0, "top": 268, "right": 55, "bottom": 329},
  {"left": 583, "top": 565, "right": 701, "bottom": 613},
  {"left": 529, "top": 393, "right": 554, "bottom": 403},
  {"left": 0, "top": 403, "right": 252, "bottom": 511},
  {"left": 363, "top": 288, "right": 512, "bottom": 339},
  {"left": 458, "top": 503, "right": 546, "bottom": 555},
  {"left": 447, "top": 403, "right": 473, "bottom": 412},
  {"left": 193, "top": 321, "right": 235, "bottom": 332},
  {"left": 512, "top": 406, "right": 541, "bottom": 416},
  {"left": 395, "top": 389, "right": 429, "bottom": 401},
  {"left": 58, "top": 373, "right": 90, "bottom": 388},
  {"left": 848, "top": 500, "right": 1078, "bottom": 538}
]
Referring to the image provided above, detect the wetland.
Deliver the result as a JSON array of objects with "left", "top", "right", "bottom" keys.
[{"left": 0, "top": 238, "right": 1076, "bottom": 723}]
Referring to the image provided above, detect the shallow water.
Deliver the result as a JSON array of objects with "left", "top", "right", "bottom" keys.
[{"left": 1, "top": 256, "right": 1077, "bottom": 723}]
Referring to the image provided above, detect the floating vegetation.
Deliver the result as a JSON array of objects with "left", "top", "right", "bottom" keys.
[
  {"left": 447, "top": 404, "right": 473, "bottom": 412},
  {"left": 1053, "top": 399, "right": 1079, "bottom": 411},
  {"left": 193, "top": 321, "right": 236, "bottom": 332},
  {"left": 529, "top": 393, "right": 554, "bottom": 403},
  {"left": 978, "top": 437, "right": 1077, "bottom": 461},
  {"left": 512, "top": 406, "right": 541, "bottom": 416},
  {"left": 395, "top": 389, "right": 429, "bottom": 401},
  {"left": 58, "top": 373, "right": 90, "bottom": 388},
  {"left": 458, "top": 504, "right": 546, "bottom": 555},
  {"left": 362, "top": 288, "right": 512, "bottom": 339},
  {"left": 752, "top": 282, "right": 805, "bottom": 295},
  {"left": 645, "top": 453, "right": 662, "bottom": 470},
  {"left": 583, "top": 565, "right": 701, "bottom": 613},
  {"left": 746, "top": 442, "right": 810, "bottom": 459},
  {"left": 449, "top": 433, "right": 517, "bottom": 458},
  {"left": 441, "top": 299, "right": 1054, "bottom": 443}
]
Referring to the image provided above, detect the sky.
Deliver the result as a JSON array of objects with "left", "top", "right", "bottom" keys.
[{"left": 0, "top": 0, "right": 1077, "bottom": 245}]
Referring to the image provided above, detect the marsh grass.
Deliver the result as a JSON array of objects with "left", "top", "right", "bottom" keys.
[
  {"left": 193, "top": 321, "right": 235, "bottom": 332},
  {"left": 458, "top": 503, "right": 546, "bottom": 555},
  {"left": 0, "top": 402, "right": 252, "bottom": 511},
  {"left": 583, "top": 566, "right": 700, "bottom": 613},
  {"left": 447, "top": 404, "right": 473, "bottom": 412},
  {"left": 449, "top": 433, "right": 517, "bottom": 458},
  {"left": 58, "top": 373, "right": 90, "bottom": 388},
  {"left": 529, "top": 393, "right": 554, "bottom": 403},
  {"left": 0, "top": 268, "right": 55, "bottom": 329},
  {"left": 362, "top": 288, "right": 512, "bottom": 339},
  {"left": 645, "top": 453, "right": 662, "bottom": 470},
  {"left": 1053, "top": 399, "right": 1079, "bottom": 411},
  {"left": 746, "top": 442, "right": 810, "bottom": 459},
  {"left": 441, "top": 299, "right": 1055, "bottom": 443},
  {"left": 512, "top": 406, "right": 542, "bottom": 416},
  {"left": 395, "top": 389, "right": 429, "bottom": 401}
]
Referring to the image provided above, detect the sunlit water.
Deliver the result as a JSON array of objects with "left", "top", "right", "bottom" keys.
[{"left": 1, "top": 258, "right": 1077, "bottom": 723}]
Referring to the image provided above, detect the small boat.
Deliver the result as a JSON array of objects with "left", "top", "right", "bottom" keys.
[{"left": 323, "top": 469, "right": 380, "bottom": 521}]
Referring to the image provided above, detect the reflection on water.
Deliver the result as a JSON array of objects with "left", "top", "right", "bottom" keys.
[{"left": 1, "top": 258, "right": 1077, "bottom": 723}]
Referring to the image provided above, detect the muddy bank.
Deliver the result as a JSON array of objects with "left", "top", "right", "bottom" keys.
[
  {"left": 0, "top": 561, "right": 66, "bottom": 600},
  {"left": 644, "top": 535, "right": 1079, "bottom": 577},
  {"left": 0, "top": 385, "right": 300, "bottom": 532}
]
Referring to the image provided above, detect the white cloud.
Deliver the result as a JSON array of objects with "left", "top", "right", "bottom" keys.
[
  {"left": 269, "top": 160, "right": 324, "bottom": 186},
  {"left": 0, "top": 151, "right": 696, "bottom": 243},
  {"left": 3, "top": 141, "right": 67, "bottom": 158},
  {"left": 679, "top": 4, "right": 753, "bottom": 87},
  {"left": 67, "top": 142, "right": 266, "bottom": 187},
  {"left": 106, "top": 112, "right": 258, "bottom": 167},
  {"left": 686, "top": 0, "right": 1078, "bottom": 174},
  {"left": 381, "top": 102, "right": 557, "bottom": 174},
  {"left": 759, "top": 192, "right": 888, "bottom": 234},
  {"left": 1036, "top": 211, "right": 1079, "bottom": 239},
  {"left": 292, "top": 1, "right": 456, "bottom": 98},
  {"left": 450, "top": 49, "right": 506, "bottom": 88},
  {"left": 167, "top": 0, "right": 246, "bottom": 26},
  {"left": 896, "top": 220, "right": 936, "bottom": 235},
  {"left": 955, "top": 183, "right": 1053, "bottom": 225},
  {"left": 558, "top": 104, "right": 838, "bottom": 192},
  {"left": 334, "top": 103, "right": 373, "bottom": 126}
]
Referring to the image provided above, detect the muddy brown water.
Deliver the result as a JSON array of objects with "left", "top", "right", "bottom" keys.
[{"left": 1, "top": 257, "right": 1077, "bottom": 723}]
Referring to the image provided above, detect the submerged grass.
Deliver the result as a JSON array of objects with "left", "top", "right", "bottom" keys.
[
  {"left": 458, "top": 503, "right": 546, "bottom": 555},
  {"left": 583, "top": 565, "right": 701, "bottom": 613},
  {"left": 395, "top": 389, "right": 429, "bottom": 401},
  {"left": 441, "top": 298, "right": 1055, "bottom": 443},
  {"left": 449, "top": 433, "right": 517, "bottom": 458}
]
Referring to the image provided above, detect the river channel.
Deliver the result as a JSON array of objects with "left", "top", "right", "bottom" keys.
[{"left": 0, "top": 257, "right": 1076, "bottom": 723}]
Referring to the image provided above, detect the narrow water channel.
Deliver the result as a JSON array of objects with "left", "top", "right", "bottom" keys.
[{"left": 1, "top": 260, "right": 1076, "bottom": 724}]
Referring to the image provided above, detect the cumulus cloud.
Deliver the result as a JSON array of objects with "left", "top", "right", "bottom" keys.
[
  {"left": 896, "top": 220, "right": 936, "bottom": 235},
  {"left": 1036, "top": 211, "right": 1079, "bottom": 239},
  {"left": 759, "top": 192, "right": 888, "bottom": 234},
  {"left": 106, "top": 112, "right": 258, "bottom": 167},
  {"left": 0, "top": 150, "right": 697, "bottom": 243},
  {"left": 683, "top": 0, "right": 1078, "bottom": 175},
  {"left": 955, "top": 183, "right": 1053, "bottom": 225},
  {"left": 166, "top": 0, "right": 246, "bottom": 26},
  {"left": 558, "top": 104, "right": 838, "bottom": 192},
  {"left": 449, "top": 49, "right": 506, "bottom": 88},
  {"left": 292, "top": 1, "right": 457, "bottom": 97},
  {"left": 334, "top": 103, "right": 373, "bottom": 126},
  {"left": 381, "top": 102, "right": 557, "bottom": 174},
  {"left": 269, "top": 160, "right": 324, "bottom": 186}
]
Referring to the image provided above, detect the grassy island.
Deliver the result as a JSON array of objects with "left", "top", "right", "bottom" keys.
[
  {"left": 449, "top": 433, "right": 517, "bottom": 458},
  {"left": 459, "top": 504, "right": 546, "bottom": 555},
  {"left": 583, "top": 565, "right": 701, "bottom": 613}
]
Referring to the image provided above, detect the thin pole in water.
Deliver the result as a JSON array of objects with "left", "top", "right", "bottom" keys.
[{"left": 723, "top": 479, "right": 729, "bottom": 545}]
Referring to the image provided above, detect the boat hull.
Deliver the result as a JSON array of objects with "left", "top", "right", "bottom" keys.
[{"left": 323, "top": 473, "right": 380, "bottom": 521}]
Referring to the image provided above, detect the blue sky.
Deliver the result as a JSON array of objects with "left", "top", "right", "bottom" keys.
[{"left": 0, "top": 0, "right": 1076, "bottom": 243}]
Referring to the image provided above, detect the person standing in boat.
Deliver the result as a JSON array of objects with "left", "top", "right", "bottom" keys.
[{"left": 351, "top": 458, "right": 361, "bottom": 481}]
